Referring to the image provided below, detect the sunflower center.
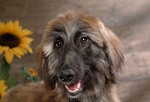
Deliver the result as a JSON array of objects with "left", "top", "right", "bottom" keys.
[{"left": 0, "top": 33, "right": 20, "bottom": 48}]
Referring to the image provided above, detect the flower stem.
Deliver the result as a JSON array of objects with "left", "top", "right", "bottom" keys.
[{"left": 0, "top": 55, "right": 10, "bottom": 80}]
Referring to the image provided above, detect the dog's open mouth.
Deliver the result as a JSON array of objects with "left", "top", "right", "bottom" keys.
[
  {"left": 64, "top": 80, "right": 83, "bottom": 98},
  {"left": 65, "top": 80, "right": 82, "bottom": 93}
]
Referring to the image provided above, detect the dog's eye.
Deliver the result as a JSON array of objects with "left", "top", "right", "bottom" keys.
[
  {"left": 54, "top": 40, "right": 62, "bottom": 48},
  {"left": 80, "top": 37, "right": 89, "bottom": 45}
]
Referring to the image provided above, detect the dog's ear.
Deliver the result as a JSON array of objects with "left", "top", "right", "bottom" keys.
[
  {"left": 38, "top": 45, "right": 57, "bottom": 90},
  {"left": 98, "top": 21, "right": 124, "bottom": 82}
]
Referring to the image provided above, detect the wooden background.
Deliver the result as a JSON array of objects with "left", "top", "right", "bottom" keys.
[{"left": 0, "top": 0, "right": 150, "bottom": 102}]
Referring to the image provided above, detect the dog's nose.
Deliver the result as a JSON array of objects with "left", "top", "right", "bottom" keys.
[{"left": 58, "top": 68, "right": 75, "bottom": 82}]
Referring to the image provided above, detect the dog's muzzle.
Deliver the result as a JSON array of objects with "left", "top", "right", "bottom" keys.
[{"left": 58, "top": 67, "right": 83, "bottom": 96}]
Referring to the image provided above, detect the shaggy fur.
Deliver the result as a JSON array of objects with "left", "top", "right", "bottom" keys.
[{"left": 2, "top": 11, "right": 124, "bottom": 102}]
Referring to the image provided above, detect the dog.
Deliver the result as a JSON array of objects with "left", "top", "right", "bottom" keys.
[{"left": 2, "top": 11, "right": 124, "bottom": 102}]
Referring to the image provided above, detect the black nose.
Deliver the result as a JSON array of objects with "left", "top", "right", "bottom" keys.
[{"left": 58, "top": 68, "right": 75, "bottom": 82}]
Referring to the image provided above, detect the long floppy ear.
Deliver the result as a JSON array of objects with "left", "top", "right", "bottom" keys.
[
  {"left": 38, "top": 45, "right": 57, "bottom": 90},
  {"left": 98, "top": 21, "right": 124, "bottom": 82}
]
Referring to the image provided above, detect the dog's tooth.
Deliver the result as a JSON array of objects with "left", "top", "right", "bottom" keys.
[{"left": 77, "top": 81, "right": 81, "bottom": 88}]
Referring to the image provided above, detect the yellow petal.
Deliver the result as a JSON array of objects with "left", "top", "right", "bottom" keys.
[
  {"left": 0, "top": 85, "right": 7, "bottom": 92},
  {"left": 11, "top": 50, "right": 21, "bottom": 59},
  {"left": 19, "top": 47, "right": 27, "bottom": 54},
  {"left": 21, "top": 37, "right": 33, "bottom": 44},
  {"left": 0, "top": 22, "right": 6, "bottom": 34},
  {"left": 13, "top": 21, "right": 21, "bottom": 33},
  {"left": 14, "top": 21, "right": 19, "bottom": 28},
  {"left": 3, "top": 46, "right": 9, "bottom": 52},
  {"left": 15, "top": 54, "right": 22, "bottom": 59},
  {"left": 5, "top": 50, "right": 14, "bottom": 63},
  {"left": 6, "top": 21, "right": 13, "bottom": 33},
  {"left": 0, "top": 81, "right": 7, "bottom": 99},
  {"left": 12, "top": 47, "right": 25, "bottom": 57},
  {"left": 20, "top": 44, "right": 33, "bottom": 53},
  {"left": 20, "top": 29, "right": 32, "bottom": 37},
  {"left": 28, "top": 67, "right": 38, "bottom": 76},
  {"left": 0, "top": 46, "right": 4, "bottom": 54},
  {"left": 0, "top": 80, "right": 5, "bottom": 85},
  {"left": 0, "top": 80, "right": 7, "bottom": 91},
  {"left": 25, "top": 45, "right": 33, "bottom": 53}
]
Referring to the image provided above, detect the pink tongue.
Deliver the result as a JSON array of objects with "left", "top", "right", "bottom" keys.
[{"left": 66, "top": 81, "right": 80, "bottom": 91}]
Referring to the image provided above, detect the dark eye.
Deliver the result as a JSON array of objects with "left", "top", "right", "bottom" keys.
[
  {"left": 80, "top": 37, "right": 89, "bottom": 45},
  {"left": 54, "top": 40, "right": 62, "bottom": 48}
]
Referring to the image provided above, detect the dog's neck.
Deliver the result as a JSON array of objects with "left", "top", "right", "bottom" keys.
[
  {"left": 68, "top": 86, "right": 120, "bottom": 102},
  {"left": 69, "top": 94, "right": 112, "bottom": 102}
]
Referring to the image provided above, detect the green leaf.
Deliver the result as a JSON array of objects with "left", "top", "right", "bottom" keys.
[
  {"left": 0, "top": 56, "right": 10, "bottom": 80},
  {"left": 6, "top": 76, "right": 17, "bottom": 89},
  {"left": 32, "top": 77, "right": 40, "bottom": 82},
  {"left": 22, "top": 66, "right": 31, "bottom": 78}
]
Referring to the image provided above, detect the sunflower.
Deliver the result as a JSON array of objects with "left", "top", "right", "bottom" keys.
[
  {"left": 0, "top": 80, "right": 7, "bottom": 102},
  {"left": 28, "top": 67, "right": 38, "bottom": 77},
  {"left": 0, "top": 21, "right": 33, "bottom": 63}
]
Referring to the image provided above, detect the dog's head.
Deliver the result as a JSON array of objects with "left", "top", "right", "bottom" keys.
[{"left": 39, "top": 11, "right": 124, "bottom": 99}]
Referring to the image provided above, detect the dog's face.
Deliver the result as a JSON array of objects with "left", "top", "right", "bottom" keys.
[{"left": 39, "top": 11, "right": 123, "bottom": 99}]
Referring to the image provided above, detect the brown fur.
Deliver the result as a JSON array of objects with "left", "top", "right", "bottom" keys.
[
  {"left": 2, "top": 82, "right": 67, "bottom": 102},
  {"left": 2, "top": 11, "right": 123, "bottom": 102}
]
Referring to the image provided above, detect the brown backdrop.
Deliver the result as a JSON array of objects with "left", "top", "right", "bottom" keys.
[{"left": 0, "top": 0, "right": 150, "bottom": 102}]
